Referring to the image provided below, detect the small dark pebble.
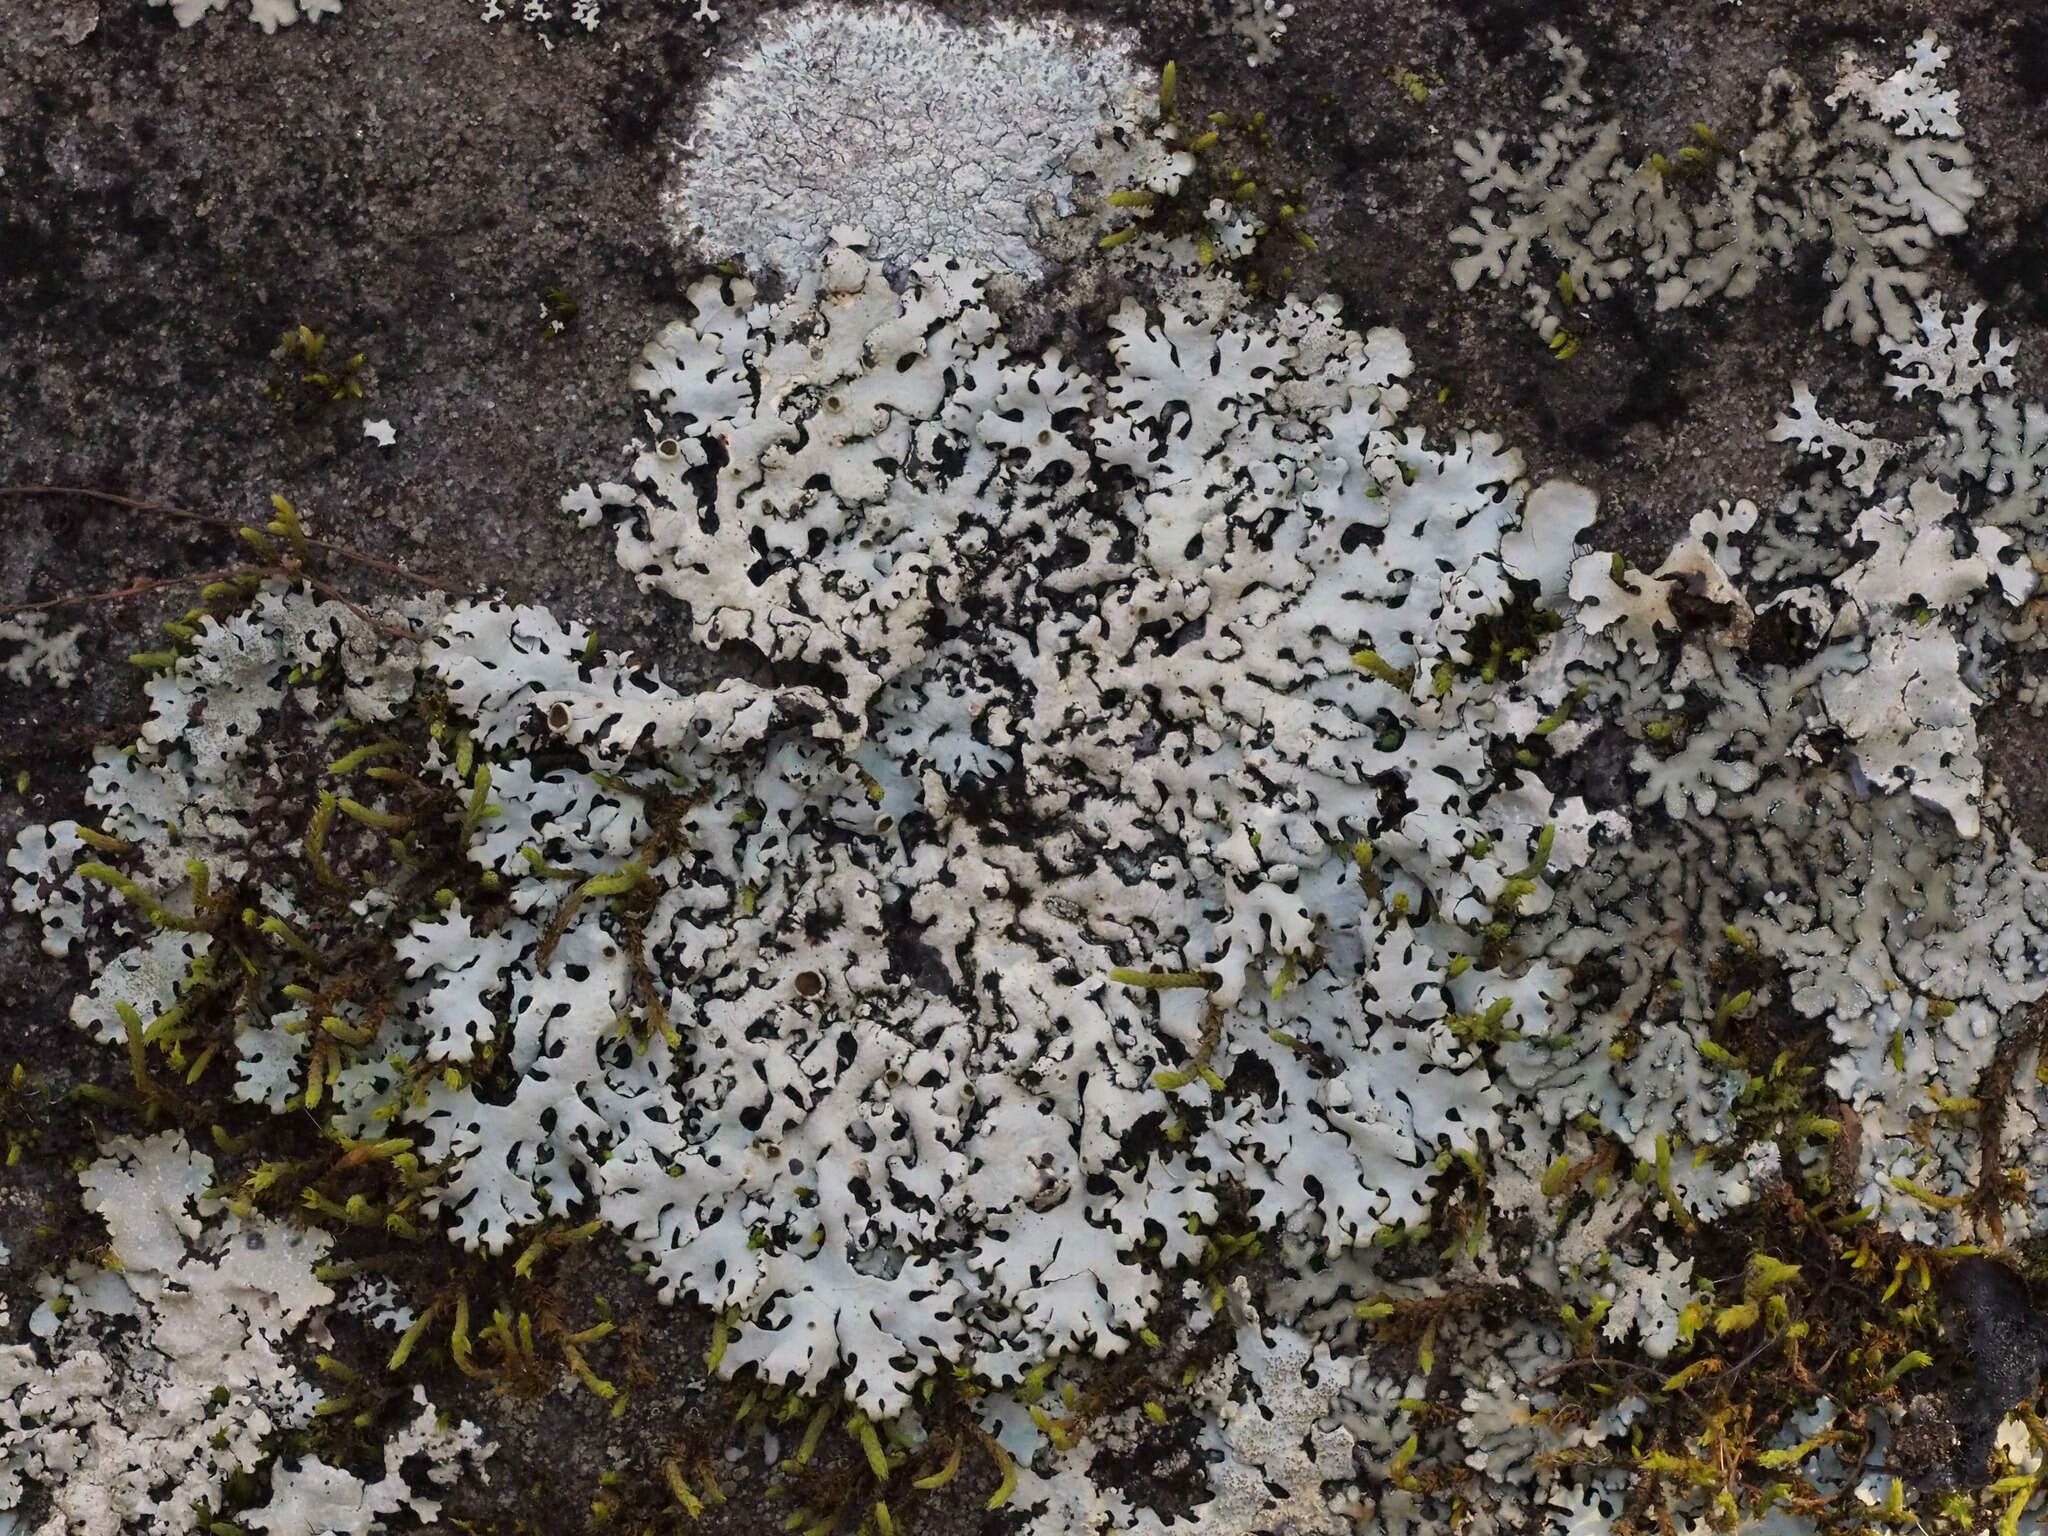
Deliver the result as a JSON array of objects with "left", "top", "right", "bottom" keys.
[{"left": 1939, "top": 1257, "right": 2048, "bottom": 1485}]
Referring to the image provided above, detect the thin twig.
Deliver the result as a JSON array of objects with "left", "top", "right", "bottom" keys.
[
  {"left": 1, "top": 565, "right": 256, "bottom": 616},
  {"left": 1970, "top": 995, "right": 2048, "bottom": 1241},
  {"left": 0, "top": 485, "right": 456, "bottom": 590},
  {"left": 297, "top": 570, "right": 435, "bottom": 644},
  {"left": 1707, "top": 1331, "right": 1788, "bottom": 1405},
  {"left": 1532, "top": 1355, "right": 1668, "bottom": 1386},
  {"left": 6, "top": 563, "right": 428, "bottom": 645}
]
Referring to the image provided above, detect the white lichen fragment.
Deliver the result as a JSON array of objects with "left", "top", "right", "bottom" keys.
[
  {"left": 1880, "top": 297, "right": 2015, "bottom": 402},
  {"left": 477, "top": 0, "right": 663, "bottom": 33},
  {"left": 146, "top": 0, "right": 341, "bottom": 31},
  {"left": 242, "top": 1391, "right": 492, "bottom": 1535},
  {"left": 0, "top": 614, "right": 86, "bottom": 689},
  {"left": 0, "top": 1133, "right": 490, "bottom": 1536},
  {"left": 1451, "top": 28, "right": 1982, "bottom": 348},
  {"left": 668, "top": 2, "right": 1137, "bottom": 277},
  {"left": 1005, "top": 1286, "right": 1355, "bottom": 1535},
  {"left": 1768, "top": 384, "right": 1900, "bottom": 497},
  {"left": 1182, "top": 1290, "right": 1357, "bottom": 1534},
  {"left": 1218, "top": 0, "right": 1292, "bottom": 67}
]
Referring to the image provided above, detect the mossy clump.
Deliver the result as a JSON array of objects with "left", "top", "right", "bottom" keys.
[
  {"left": 267, "top": 324, "right": 369, "bottom": 418},
  {"left": 1097, "top": 60, "right": 1317, "bottom": 291}
]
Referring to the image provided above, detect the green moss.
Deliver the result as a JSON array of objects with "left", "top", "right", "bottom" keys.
[
  {"left": 266, "top": 324, "right": 370, "bottom": 416},
  {"left": 1099, "top": 62, "right": 1317, "bottom": 289}
]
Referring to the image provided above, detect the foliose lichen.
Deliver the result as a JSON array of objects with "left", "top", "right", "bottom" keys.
[
  {"left": 18, "top": 21, "right": 2048, "bottom": 1536},
  {"left": 1451, "top": 27, "right": 1983, "bottom": 351}
]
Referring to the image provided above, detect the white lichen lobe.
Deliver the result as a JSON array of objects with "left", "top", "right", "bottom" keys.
[
  {"left": 0, "top": 1134, "right": 490, "bottom": 1536},
  {"left": 1452, "top": 28, "right": 1983, "bottom": 347},
  {"left": 145, "top": 0, "right": 340, "bottom": 32}
]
